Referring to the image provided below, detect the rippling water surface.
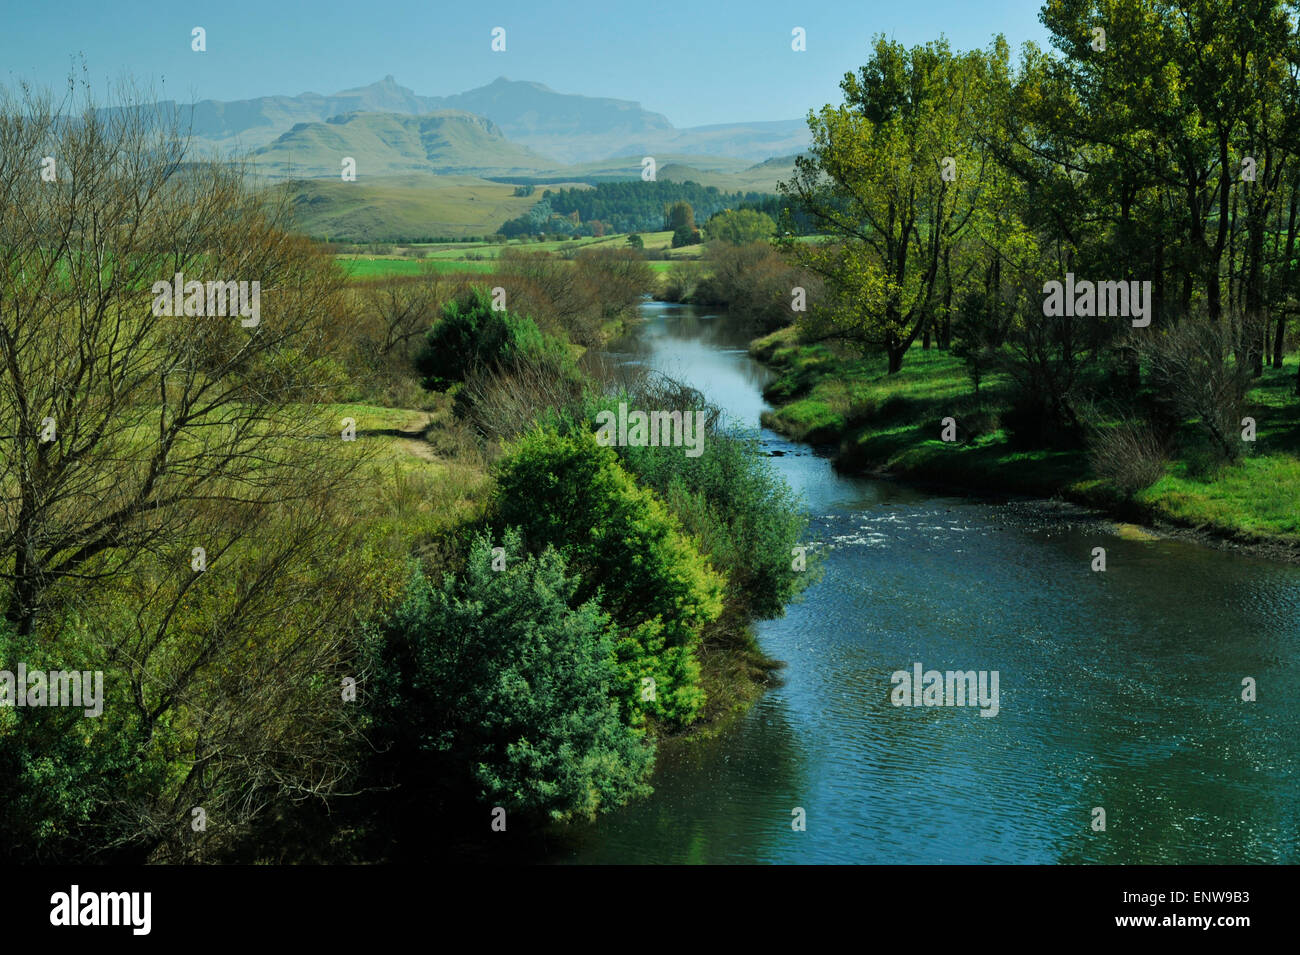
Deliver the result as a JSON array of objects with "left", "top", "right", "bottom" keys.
[{"left": 552, "top": 301, "right": 1300, "bottom": 864}]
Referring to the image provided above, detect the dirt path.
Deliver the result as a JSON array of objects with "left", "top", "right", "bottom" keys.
[
  {"left": 394, "top": 411, "right": 436, "bottom": 460},
  {"left": 354, "top": 410, "right": 438, "bottom": 461}
]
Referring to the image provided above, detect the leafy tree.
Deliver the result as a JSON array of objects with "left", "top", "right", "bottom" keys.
[
  {"left": 414, "top": 286, "right": 552, "bottom": 390},
  {"left": 671, "top": 226, "right": 702, "bottom": 248},
  {"left": 665, "top": 201, "right": 696, "bottom": 233},
  {"left": 543, "top": 181, "right": 764, "bottom": 234},
  {"left": 782, "top": 37, "right": 998, "bottom": 372},
  {"left": 706, "top": 209, "right": 777, "bottom": 245}
]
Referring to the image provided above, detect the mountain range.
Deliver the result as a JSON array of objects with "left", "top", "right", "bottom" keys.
[
  {"left": 129, "top": 76, "right": 810, "bottom": 241},
  {"left": 163, "top": 75, "right": 809, "bottom": 168}
]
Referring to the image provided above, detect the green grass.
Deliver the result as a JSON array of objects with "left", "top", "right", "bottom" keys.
[
  {"left": 336, "top": 257, "right": 498, "bottom": 278},
  {"left": 1132, "top": 364, "right": 1300, "bottom": 542},
  {"left": 336, "top": 229, "right": 704, "bottom": 280},
  {"left": 1143, "top": 455, "right": 1300, "bottom": 540},
  {"left": 318, "top": 400, "right": 492, "bottom": 547},
  {"left": 753, "top": 327, "right": 1300, "bottom": 546}
]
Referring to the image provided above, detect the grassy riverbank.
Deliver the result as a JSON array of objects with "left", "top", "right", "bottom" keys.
[{"left": 752, "top": 326, "right": 1300, "bottom": 553}]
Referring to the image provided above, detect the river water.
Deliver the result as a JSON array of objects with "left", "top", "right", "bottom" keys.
[{"left": 552, "top": 300, "right": 1299, "bottom": 864}]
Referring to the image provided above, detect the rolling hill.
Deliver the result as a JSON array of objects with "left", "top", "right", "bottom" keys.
[
  {"left": 287, "top": 173, "right": 544, "bottom": 241},
  {"left": 252, "top": 110, "right": 555, "bottom": 179},
  {"left": 656, "top": 155, "right": 800, "bottom": 193},
  {"left": 284, "top": 152, "right": 802, "bottom": 241}
]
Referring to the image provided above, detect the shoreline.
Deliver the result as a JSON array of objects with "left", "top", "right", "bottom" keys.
[
  {"left": 750, "top": 333, "right": 1300, "bottom": 567},
  {"left": 838, "top": 456, "right": 1300, "bottom": 565}
]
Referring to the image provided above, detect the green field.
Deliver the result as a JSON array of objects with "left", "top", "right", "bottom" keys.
[
  {"left": 336, "top": 257, "right": 499, "bottom": 278},
  {"left": 335, "top": 230, "right": 706, "bottom": 279},
  {"left": 291, "top": 174, "right": 542, "bottom": 242}
]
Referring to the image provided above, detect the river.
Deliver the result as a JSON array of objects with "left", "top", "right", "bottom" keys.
[{"left": 550, "top": 299, "right": 1299, "bottom": 864}]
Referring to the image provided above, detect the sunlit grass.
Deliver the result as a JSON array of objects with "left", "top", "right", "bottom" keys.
[{"left": 756, "top": 333, "right": 1300, "bottom": 543}]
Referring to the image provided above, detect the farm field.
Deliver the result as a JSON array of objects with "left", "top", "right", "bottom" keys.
[{"left": 334, "top": 230, "right": 707, "bottom": 278}]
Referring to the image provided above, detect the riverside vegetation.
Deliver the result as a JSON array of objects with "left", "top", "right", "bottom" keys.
[
  {"left": 8, "top": 0, "right": 1300, "bottom": 865},
  {"left": 0, "top": 84, "right": 809, "bottom": 863},
  {"left": 669, "top": 7, "right": 1300, "bottom": 555}
]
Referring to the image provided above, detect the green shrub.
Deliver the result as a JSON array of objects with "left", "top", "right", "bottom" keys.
[
  {"left": 0, "top": 614, "right": 170, "bottom": 862},
  {"left": 671, "top": 226, "right": 702, "bottom": 248},
  {"left": 414, "top": 286, "right": 552, "bottom": 391},
  {"left": 368, "top": 529, "right": 652, "bottom": 822},
  {"left": 705, "top": 209, "right": 777, "bottom": 245},
  {"left": 589, "top": 392, "right": 810, "bottom": 620},
  {"left": 493, "top": 430, "right": 724, "bottom": 727}
]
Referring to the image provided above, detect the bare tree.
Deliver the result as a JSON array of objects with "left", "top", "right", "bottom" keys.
[
  {"left": 357, "top": 268, "right": 446, "bottom": 365},
  {"left": 0, "top": 78, "right": 377, "bottom": 860},
  {"left": 1140, "top": 314, "right": 1254, "bottom": 461}
]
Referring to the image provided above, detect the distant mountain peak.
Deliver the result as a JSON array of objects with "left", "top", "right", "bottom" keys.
[
  {"left": 141, "top": 74, "right": 809, "bottom": 167},
  {"left": 478, "top": 76, "right": 561, "bottom": 94}
]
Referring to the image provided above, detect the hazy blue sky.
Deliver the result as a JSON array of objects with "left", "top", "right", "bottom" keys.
[{"left": 2, "top": 0, "right": 1051, "bottom": 126}]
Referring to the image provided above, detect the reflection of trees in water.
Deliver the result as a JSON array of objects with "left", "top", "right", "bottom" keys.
[
  {"left": 550, "top": 697, "right": 808, "bottom": 864},
  {"left": 659, "top": 308, "right": 768, "bottom": 351},
  {"left": 602, "top": 304, "right": 777, "bottom": 425}
]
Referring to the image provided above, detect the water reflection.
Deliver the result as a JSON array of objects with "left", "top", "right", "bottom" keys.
[{"left": 551, "top": 302, "right": 1300, "bottom": 864}]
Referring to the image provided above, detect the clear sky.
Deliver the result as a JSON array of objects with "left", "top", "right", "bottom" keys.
[{"left": 1, "top": 0, "right": 1051, "bottom": 127}]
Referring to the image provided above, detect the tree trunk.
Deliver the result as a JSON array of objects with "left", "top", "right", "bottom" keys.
[
  {"left": 1274, "top": 312, "right": 1287, "bottom": 370},
  {"left": 1277, "top": 178, "right": 1300, "bottom": 369}
]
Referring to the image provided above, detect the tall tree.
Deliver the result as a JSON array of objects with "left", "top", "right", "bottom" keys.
[{"left": 782, "top": 37, "right": 998, "bottom": 372}]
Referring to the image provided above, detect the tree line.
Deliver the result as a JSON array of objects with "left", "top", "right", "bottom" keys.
[
  {"left": 499, "top": 180, "right": 772, "bottom": 237},
  {"left": 778, "top": 1, "right": 1300, "bottom": 462}
]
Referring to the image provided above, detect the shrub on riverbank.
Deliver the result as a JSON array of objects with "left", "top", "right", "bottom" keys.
[
  {"left": 366, "top": 530, "right": 653, "bottom": 823},
  {"left": 693, "top": 241, "right": 812, "bottom": 332},
  {"left": 591, "top": 391, "right": 811, "bottom": 621},
  {"left": 415, "top": 286, "right": 564, "bottom": 391},
  {"left": 493, "top": 430, "right": 724, "bottom": 728}
]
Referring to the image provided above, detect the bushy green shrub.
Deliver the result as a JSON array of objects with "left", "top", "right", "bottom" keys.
[
  {"left": 493, "top": 430, "right": 724, "bottom": 728},
  {"left": 414, "top": 286, "right": 554, "bottom": 391},
  {"left": 0, "top": 614, "right": 170, "bottom": 862},
  {"left": 705, "top": 209, "right": 777, "bottom": 245},
  {"left": 368, "top": 529, "right": 652, "bottom": 822},
  {"left": 592, "top": 393, "right": 810, "bottom": 620}
]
